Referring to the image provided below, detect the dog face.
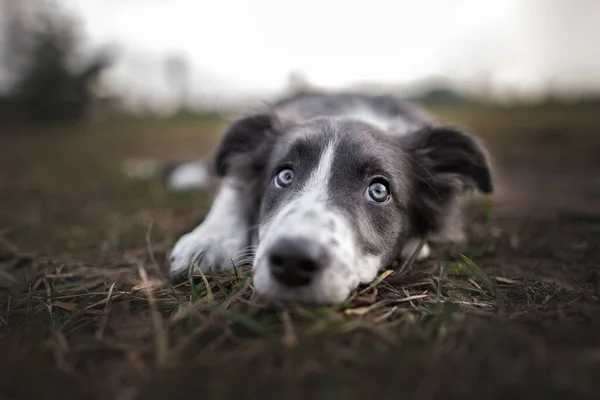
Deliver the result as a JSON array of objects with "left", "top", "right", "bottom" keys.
[
  {"left": 251, "top": 118, "right": 492, "bottom": 304},
  {"left": 253, "top": 119, "right": 414, "bottom": 303}
]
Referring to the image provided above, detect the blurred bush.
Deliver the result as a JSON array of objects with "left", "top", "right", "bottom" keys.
[{"left": 1, "top": 1, "right": 111, "bottom": 125}]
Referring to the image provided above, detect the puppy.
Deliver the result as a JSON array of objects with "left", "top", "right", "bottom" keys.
[{"left": 169, "top": 91, "right": 493, "bottom": 304}]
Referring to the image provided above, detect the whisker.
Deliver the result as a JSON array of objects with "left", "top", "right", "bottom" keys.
[
  {"left": 233, "top": 257, "right": 254, "bottom": 265},
  {"left": 229, "top": 251, "right": 257, "bottom": 262},
  {"left": 228, "top": 256, "right": 255, "bottom": 269},
  {"left": 233, "top": 251, "right": 256, "bottom": 259},
  {"left": 230, "top": 250, "right": 257, "bottom": 260},
  {"left": 232, "top": 245, "right": 259, "bottom": 254}
]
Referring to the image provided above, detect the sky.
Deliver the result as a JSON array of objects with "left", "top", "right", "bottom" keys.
[{"left": 3, "top": 0, "right": 600, "bottom": 108}]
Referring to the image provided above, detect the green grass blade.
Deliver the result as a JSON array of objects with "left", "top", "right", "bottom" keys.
[{"left": 459, "top": 254, "right": 497, "bottom": 297}]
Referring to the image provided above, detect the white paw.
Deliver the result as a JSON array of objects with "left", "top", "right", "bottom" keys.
[
  {"left": 416, "top": 243, "right": 431, "bottom": 260},
  {"left": 169, "top": 224, "right": 248, "bottom": 279},
  {"left": 401, "top": 240, "right": 431, "bottom": 261}
]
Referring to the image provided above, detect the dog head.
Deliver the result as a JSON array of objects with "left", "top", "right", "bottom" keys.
[{"left": 223, "top": 114, "right": 493, "bottom": 304}]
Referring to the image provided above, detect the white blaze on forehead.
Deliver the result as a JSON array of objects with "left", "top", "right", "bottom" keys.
[{"left": 302, "top": 137, "right": 338, "bottom": 196}]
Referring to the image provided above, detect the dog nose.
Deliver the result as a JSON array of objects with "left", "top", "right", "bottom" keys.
[{"left": 268, "top": 237, "right": 323, "bottom": 287}]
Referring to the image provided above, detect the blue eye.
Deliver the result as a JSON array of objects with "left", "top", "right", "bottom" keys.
[
  {"left": 274, "top": 168, "right": 294, "bottom": 188},
  {"left": 365, "top": 181, "right": 390, "bottom": 203}
]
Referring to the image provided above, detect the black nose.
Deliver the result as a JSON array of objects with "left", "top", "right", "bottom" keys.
[{"left": 268, "top": 237, "right": 323, "bottom": 287}]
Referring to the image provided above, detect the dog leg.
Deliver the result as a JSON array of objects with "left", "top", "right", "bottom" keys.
[
  {"left": 401, "top": 239, "right": 431, "bottom": 261},
  {"left": 169, "top": 179, "right": 250, "bottom": 278}
]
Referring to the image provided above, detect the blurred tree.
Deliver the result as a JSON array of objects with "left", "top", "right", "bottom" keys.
[
  {"left": 2, "top": 0, "right": 111, "bottom": 123},
  {"left": 164, "top": 54, "right": 191, "bottom": 113},
  {"left": 1, "top": 0, "right": 31, "bottom": 87}
]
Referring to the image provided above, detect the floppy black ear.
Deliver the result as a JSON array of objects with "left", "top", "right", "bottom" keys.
[
  {"left": 214, "top": 113, "right": 276, "bottom": 177},
  {"left": 404, "top": 125, "right": 493, "bottom": 238}
]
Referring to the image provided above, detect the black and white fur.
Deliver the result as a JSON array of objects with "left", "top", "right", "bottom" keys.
[{"left": 169, "top": 91, "right": 493, "bottom": 304}]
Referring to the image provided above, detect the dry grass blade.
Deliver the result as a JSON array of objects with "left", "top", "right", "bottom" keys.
[
  {"left": 145, "top": 219, "right": 159, "bottom": 269},
  {"left": 494, "top": 276, "right": 521, "bottom": 285},
  {"left": 468, "top": 277, "right": 483, "bottom": 291},
  {"left": 281, "top": 311, "right": 297, "bottom": 348},
  {"left": 453, "top": 301, "right": 495, "bottom": 308},
  {"left": 45, "top": 268, "right": 129, "bottom": 280},
  {"left": 345, "top": 294, "right": 429, "bottom": 316},
  {"left": 96, "top": 282, "right": 116, "bottom": 340},
  {"left": 132, "top": 279, "right": 165, "bottom": 292},
  {"left": 195, "top": 270, "right": 214, "bottom": 304},
  {"left": 392, "top": 294, "right": 429, "bottom": 304},
  {"left": 138, "top": 263, "right": 169, "bottom": 368},
  {"left": 59, "top": 291, "right": 125, "bottom": 330},
  {"left": 345, "top": 303, "right": 382, "bottom": 316},
  {"left": 53, "top": 301, "right": 78, "bottom": 311},
  {"left": 372, "top": 306, "right": 398, "bottom": 323}
]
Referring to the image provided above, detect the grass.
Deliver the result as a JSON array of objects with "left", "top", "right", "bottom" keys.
[
  {"left": 1, "top": 247, "right": 503, "bottom": 361},
  {"left": 1, "top": 105, "right": 600, "bottom": 399}
]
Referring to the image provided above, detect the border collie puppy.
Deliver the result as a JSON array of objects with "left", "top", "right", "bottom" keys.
[{"left": 169, "top": 91, "right": 493, "bottom": 304}]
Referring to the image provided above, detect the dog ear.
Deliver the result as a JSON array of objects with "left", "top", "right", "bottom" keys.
[
  {"left": 214, "top": 113, "right": 278, "bottom": 177},
  {"left": 403, "top": 125, "right": 493, "bottom": 239}
]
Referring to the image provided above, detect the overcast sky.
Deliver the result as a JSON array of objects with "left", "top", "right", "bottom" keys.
[{"left": 5, "top": 0, "right": 600, "bottom": 107}]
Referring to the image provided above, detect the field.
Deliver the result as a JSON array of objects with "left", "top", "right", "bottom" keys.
[{"left": 1, "top": 104, "right": 599, "bottom": 399}]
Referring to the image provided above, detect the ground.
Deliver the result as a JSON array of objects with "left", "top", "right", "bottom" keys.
[{"left": 0, "top": 104, "right": 599, "bottom": 399}]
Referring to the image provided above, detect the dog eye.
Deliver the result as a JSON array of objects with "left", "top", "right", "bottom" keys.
[
  {"left": 274, "top": 168, "right": 295, "bottom": 188},
  {"left": 365, "top": 180, "right": 390, "bottom": 203}
]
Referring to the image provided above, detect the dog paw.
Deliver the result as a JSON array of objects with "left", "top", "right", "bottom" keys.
[
  {"left": 169, "top": 226, "right": 248, "bottom": 279},
  {"left": 401, "top": 240, "right": 431, "bottom": 261},
  {"left": 416, "top": 243, "right": 431, "bottom": 260}
]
